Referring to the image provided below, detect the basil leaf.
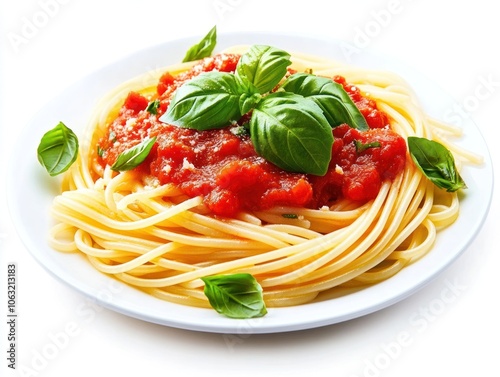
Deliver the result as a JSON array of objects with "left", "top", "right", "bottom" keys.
[
  {"left": 281, "top": 73, "right": 369, "bottom": 130},
  {"left": 37, "top": 121, "right": 79, "bottom": 176},
  {"left": 201, "top": 273, "right": 267, "bottom": 319},
  {"left": 182, "top": 25, "right": 217, "bottom": 62},
  {"left": 97, "top": 145, "right": 105, "bottom": 157},
  {"left": 250, "top": 92, "right": 333, "bottom": 176},
  {"left": 160, "top": 71, "right": 242, "bottom": 130},
  {"left": 111, "top": 136, "right": 156, "bottom": 171},
  {"left": 146, "top": 99, "right": 160, "bottom": 115},
  {"left": 236, "top": 45, "right": 291, "bottom": 94},
  {"left": 408, "top": 136, "right": 466, "bottom": 192},
  {"left": 239, "top": 92, "right": 262, "bottom": 115},
  {"left": 354, "top": 140, "right": 381, "bottom": 153}
]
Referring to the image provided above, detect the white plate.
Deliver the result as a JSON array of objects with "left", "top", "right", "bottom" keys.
[{"left": 8, "top": 33, "right": 493, "bottom": 334}]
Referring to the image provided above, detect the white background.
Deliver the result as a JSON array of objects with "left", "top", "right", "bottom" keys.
[{"left": 1, "top": 0, "right": 498, "bottom": 376}]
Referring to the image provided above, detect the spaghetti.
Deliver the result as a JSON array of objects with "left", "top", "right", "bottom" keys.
[{"left": 48, "top": 45, "right": 482, "bottom": 309}]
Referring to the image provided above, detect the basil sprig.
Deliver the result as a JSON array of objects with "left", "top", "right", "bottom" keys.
[
  {"left": 37, "top": 121, "right": 79, "bottom": 176},
  {"left": 408, "top": 136, "right": 466, "bottom": 192},
  {"left": 182, "top": 25, "right": 217, "bottom": 62},
  {"left": 161, "top": 44, "right": 369, "bottom": 176},
  {"left": 201, "top": 273, "right": 267, "bottom": 319},
  {"left": 111, "top": 136, "right": 157, "bottom": 171}
]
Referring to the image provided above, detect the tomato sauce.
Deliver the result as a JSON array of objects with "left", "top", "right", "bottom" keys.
[{"left": 97, "top": 53, "right": 406, "bottom": 217}]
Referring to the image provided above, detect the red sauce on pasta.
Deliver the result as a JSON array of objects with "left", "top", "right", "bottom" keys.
[{"left": 97, "top": 54, "right": 406, "bottom": 217}]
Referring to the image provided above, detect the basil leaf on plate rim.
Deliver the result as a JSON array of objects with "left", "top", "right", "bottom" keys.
[
  {"left": 408, "top": 136, "right": 466, "bottom": 192},
  {"left": 37, "top": 121, "right": 79, "bottom": 177},
  {"left": 201, "top": 273, "right": 267, "bottom": 319}
]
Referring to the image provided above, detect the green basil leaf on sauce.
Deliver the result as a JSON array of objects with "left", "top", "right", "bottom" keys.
[
  {"left": 236, "top": 45, "right": 291, "bottom": 94},
  {"left": 37, "top": 121, "right": 79, "bottom": 176},
  {"left": 146, "top": 99, "right": 161, "bottom": 115},
  {"left": 182, "top": 25, "right": 217, "bottom": 62},
  {"left": 281, "top": 73, "right": 369, "bottom": 130},
  {"left": 97, "top": 145, "right": 105, "bottom": 157},
  {"left": 408, "top": 136, "right": 466, "bottom": 192},
  {"left": 354, "top": 140, "right": 381, "bottom": 153},
  {"left": 250, "top": 92, "right": 333, "bottom": 176},
  {"left": 160, "top": 71, "right": 242, "bottom": 130},
  {"left": 201, "top": 273, "right": 267, "bottom": 319},
  {"left": 111, "top": 136, "right": 156, "bottom": 172},
  {"left": 238, "top": 92, "right": 262, "bottom": 115}
]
